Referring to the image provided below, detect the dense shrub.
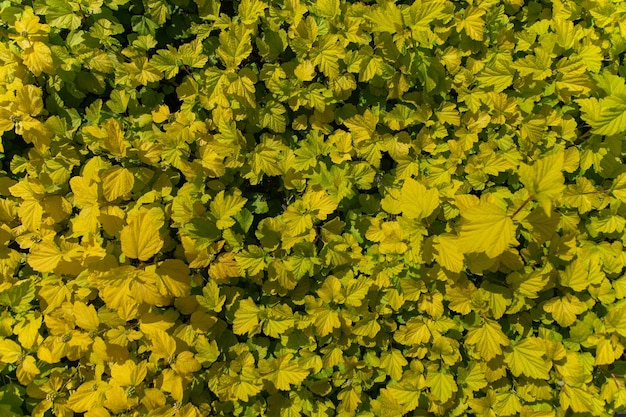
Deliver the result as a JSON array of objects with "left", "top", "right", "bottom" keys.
[{"left": 1, "top": 0, "right": 626, "bottom": 416}]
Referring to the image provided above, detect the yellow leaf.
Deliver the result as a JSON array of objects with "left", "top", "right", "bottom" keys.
[
  {"left": 311, "top": 304, "right": 341, "bottom": 337},
  {"left": 85, "top": 407, "right": 111, "bottom": 417},
  {"left": 172, "top": 351, "right": 202, "bottom": 374},
  {"left": 493, "top": 391, "right": 522, "bottom": 416},
  {"left": 120, "top": 207, "right": 164, "bottom": 261},
  {"left": 504, "top": 338, "right": 551, "bottom": 380},
  {"left": 142, "top": 388, "right": 166, "bottom": 410},
  {"left": 304, "top": 190, "right": 338, "bottom": 220},
  {"left": 161, "top": 368, "right": 184, "bottom": 401},
  {"left": 558, "top": 257, "right": 601, "bottom": 292},
  {"left": 458, "top": 362, "right": 487, "bottom": 391},
  {"left": 67, "top": 381, "right": 109, "bottom": 412},
  {"left": 543, "top": 294, "right": 587, "bottom": 327},
  {"left": 17, "top": 354, "right": 40, "bottom": 385},
  {"left": 604, "top": 304, "right": 626, "bottom": 337},
  {"left": 18, "top": 200, "right": 43, "bottom": 231},
  {"left": 73, "top": 301, "right": 100, "bottom": 332},
  {"left": 13, "top": 312, "right": 42, "bottom": 349},
  {"left": 352, "top": 313, "right": 381, "bottom": 338},
  {"left": 70, "top": 176, "right": 99, "bottom": 207},
  {"left": 519, "top": 152, "right": 565, "bottom": 214},
  {"left": 110, "top": 359, "right": 148, "bottom": 387},
  {"left": 458, "top": 201, "right": 517, "bottom": 258},
  {"left": 99, "top": 205, "right": 126, "bottom": 236},
  {"left": 101, "top": 166, "right": 134, "bottom": 201},
  {"left": 102, "top": 118, "right": 127, "bottom": 157},
  {"left": 15, "top": 85, "right": 44, "bottom": 116},
  {"left": 315, "top": 0, "right": 339, "bottom": 18},
  {"left": 295, "top": 60, "right": 316, "bottom": 81},
  {"left": 71, "top": 204, "right": 101, "bottom": 236},
  {"left": 592, "top": 333, "right": 624, "bottom": 365},
  {"left": 395, "top": 317, "right": 432, "bottom": 345},
  {"left": 22, "top": 41, "right": 54, "bottom": 75},
  {"left": 465, "top": 320, "right": 510, "bottom": 361},
  {"left": 456, "top": 6, "right": 485, "bottom": 41},
  {"left": 386, "top": 376, "right": 425, "bottom": 412},
  {"left": 263, "top": 304, "right": 295, "bottom": 338},
  {"left": 103, "top": 384, "right": 132, "bottom": 415},
  {"left": 151, "top": 104, "right": 170, "bottom": 123},
  {"left": 399, "top": 178, "right": 439, "bottom": 221},
  {"left": 434, "top": 234, "right": 464, "bottom": 273},
  {"left": 560, "top": 385, "right": 601, "bottom": 414},
  {"left": 155, "top": 259, "right": 191, "bottom": 297},
  {"left": 0, "top": 338, "right": 21, "bottom": 362},
  {"left": 338, "top": 385, "right": 362, "bottom": 414},
  {"left": 149, "top": 328, "right": 177, "bottom": 360},
  {"left": 28, "top": 241, "right": 63, "bottom": 273}
]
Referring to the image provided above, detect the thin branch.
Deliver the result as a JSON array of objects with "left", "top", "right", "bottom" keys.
[{"left": 510, "top": 195, "right": 533, "bottom": 220}]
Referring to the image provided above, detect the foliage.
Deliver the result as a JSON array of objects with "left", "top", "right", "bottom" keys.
[{"left": 0, "top": 0, "right": 626, "bottom": 416}]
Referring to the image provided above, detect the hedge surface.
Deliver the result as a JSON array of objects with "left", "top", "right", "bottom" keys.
[{"left": 1, "top": 0, "right": 626, "bottom": 416}]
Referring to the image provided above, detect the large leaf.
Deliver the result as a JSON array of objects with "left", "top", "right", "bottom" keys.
[
  {"left": 259, "top": 354, "right": 309, "bottom": 391},
  {"left": 458, "top": 201, "right": 517, "bottom": 258},
  {"left": 120, "top": 207, "right": 165, "bottom": 261}
]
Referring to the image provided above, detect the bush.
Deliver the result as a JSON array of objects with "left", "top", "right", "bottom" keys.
[{"left": 1, "top": 0, "right": 626, "bottom": 416}]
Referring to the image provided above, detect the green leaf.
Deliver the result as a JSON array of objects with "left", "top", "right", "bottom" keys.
[{"left": 182, "top": 218, "right": 221, "bottom": 249}]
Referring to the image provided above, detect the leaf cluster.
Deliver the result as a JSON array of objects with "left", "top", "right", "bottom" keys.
[{"left": 1, "top": 0, "right": 626, "bottom": 416}]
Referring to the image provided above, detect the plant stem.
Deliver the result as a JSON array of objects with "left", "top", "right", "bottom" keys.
[{"left": 510, "top": 195, "right": 533, "bottom": 220}]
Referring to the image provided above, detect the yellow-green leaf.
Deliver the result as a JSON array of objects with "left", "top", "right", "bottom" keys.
[
  {"left": 259, "top": 353, "right": 309, "bottom": 391},
  {"left": 380, "top": 349, "right": 408, "bottom": 381},
  {"left": 458, "top": 201, "right": 517, "bottom": 258},
  {"left": 426, "top": 369, "right": 457, "bottom": 403},
  {"left": 504, "top": 338, "right": 551, "bottom": 380},
  {"left": 519, "top": 152, "right": 565, "bottom": 214},
  {"left": 233, "top": 298, "right": 262, "bottom": 336},
  {"left": 210, "top": 189, "right": 247, "bottom": 230},
  {"left": 465, "top": 320, "right": 510, "bottom": 361}
]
